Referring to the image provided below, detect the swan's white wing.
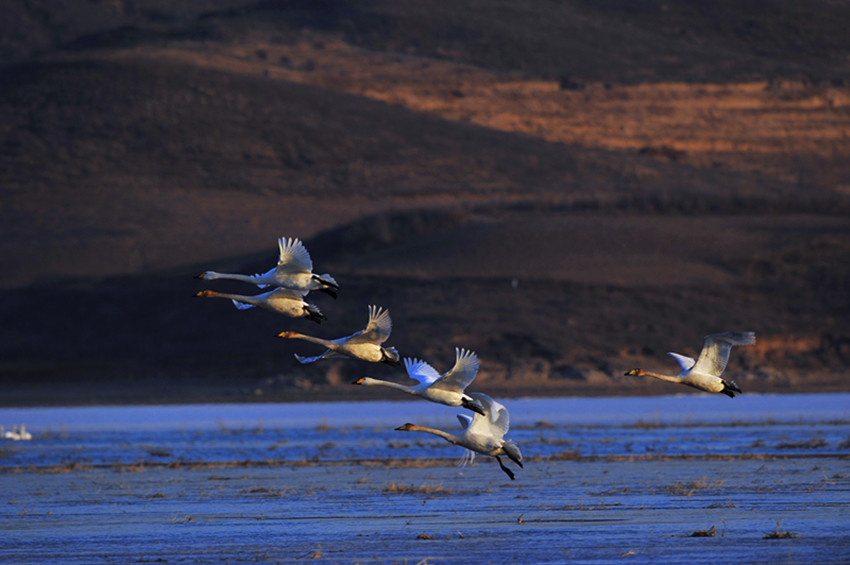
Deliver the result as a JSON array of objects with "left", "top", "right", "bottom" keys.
[
  {"left": 404, "top": 358, "right": 441, "bottom": 386},
  {"left": 358, "top": 305, "right": 392, "bottom": 344},
  {"left": 467, "top": 393, "right": 509, "bottom": 440},
  {"left": 692, "top": 332, "right": 755, "bottom": 377},
  {"left": 433, "top": 348, "right": 479, "bottom": 392},
  {"left": 268, "top": 287, "right": 309, "bottom": 300},
  {"left": 667, "top": 351, "right": 696, "bottom": 373},
  {"left": 231, "top": 300, "right": 254, "bottom": 310},
  {"left": 277, "top": 237, "right": 313, "bottom": 272},
  {"left": 294, "top": 350, "right": 341, "bottom": 364}
]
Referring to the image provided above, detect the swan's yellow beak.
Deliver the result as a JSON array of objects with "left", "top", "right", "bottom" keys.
[{"left": 352, "top": 378, "right": 365, "bottom": 385}]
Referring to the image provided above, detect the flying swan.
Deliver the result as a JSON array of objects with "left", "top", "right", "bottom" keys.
[
  {"left": 353, "top": 348, "right": 486, "bottom": 415},
  {"left": 196, "top": 237, "right": 339, "bottom": 298},
  {"left": 278, "top": 305, "right": 400, "bottom": 365},
  {"left": 194, "top": 287, "right": 325, "bottom": 323},
  {"left": 395, "top": 392, "right": 523, "bottom": 480},
  {"left": 625, "top": 331, "right": 756, "bottom": 397}
]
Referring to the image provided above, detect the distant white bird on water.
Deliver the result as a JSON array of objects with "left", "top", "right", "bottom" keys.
[
  {"left": 395, "top": 392, "right": 523, "bottom": 480},
  {"left": 353, "top": 348, "right": 486, "bottom": 415},
  {"left": 3, "top": 424, "right": 32, "bottom": 441},
  {"left": 194, "top": 287, "right": 325, "bottom": 323},
  {"left": 196, "top": 237, "right": 339, "bottom": 298},
  {"left": 278, "top": 305, "right": 400, "bottom": 365},
  {"left": 625, "top": 331, "right": 756, "bottom": 398}
]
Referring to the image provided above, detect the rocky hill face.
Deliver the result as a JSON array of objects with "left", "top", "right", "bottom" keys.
[{"left": 2, "top": 1, "right": 849, "bottom": 405}]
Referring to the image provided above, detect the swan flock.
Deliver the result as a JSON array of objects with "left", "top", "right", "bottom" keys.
[{"left": 196, "top": 235, "right": 756, "bottom": 480}]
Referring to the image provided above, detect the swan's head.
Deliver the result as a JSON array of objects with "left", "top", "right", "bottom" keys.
[
  {"left": 352, "top": 377, "right": 366, "bottom": 385},
  {"left": 624, "top": 368, "right": 645, "bottom": 377},
  {"left": 194, "top": 290, "right": 213, "bottom": 298},
  {"left": 395, "top": 423, "right": 418, "bottom": 432},
  {"left": 195, "top": 272, "right": 209, "bottom": 279},
  {"left": 277, "top": 331, "right": 295, "bottom": 339}
]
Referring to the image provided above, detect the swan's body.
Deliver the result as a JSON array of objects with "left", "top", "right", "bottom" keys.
[
  {"left": 278, "top": 305, "right": 400, "bottom": 365},
  {"left": 354, "top": 348, "right": 486, "bottom": 415},
  {"left": 196, "top": 237, "right": 339, "bottom": 298},
  {"left": 194, "top": 288, "right": 325, "bottom": 323},
  {"left": 395, "top": 393, "right": 523, "bottom": 480},
  {"left": 626, "top": 331, "right": 755, "bottom": 397}
]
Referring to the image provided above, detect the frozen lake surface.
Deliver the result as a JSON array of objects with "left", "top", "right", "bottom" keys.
[{"left": 2, "top": 393, "right": 849, "bottom": 563}]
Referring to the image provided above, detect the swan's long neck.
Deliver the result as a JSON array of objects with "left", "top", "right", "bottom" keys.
[
  {"left": 406, "top": 424, "right": 462, "bottom": 446},
  {"left": 359, "top": 377, "right": 416, "bottom": 394},
  {"left": 283, "top": 332, "right": 333, "bottom": 348},
  {"left": 643, "top": 370, "right": 683, "bottom": 384},
  {"left": 201, "top": 290, "right": 255, "bottom": 304},
  {"left": 203, "top": 271, "right": 257, "bottom": 284}
]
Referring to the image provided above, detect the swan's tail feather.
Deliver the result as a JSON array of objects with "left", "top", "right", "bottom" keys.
[
  {"left": 721, "top": 380, "right": 742, "bottom": 398},
  {"left": 504, "top": 440, "right": 523, "bottom": 468},
  {"left": 314, "top": 273, "right": 339, "bottom": 290},
  {"left": 304, "top": 304, "right": 326, "bottom": 324}
]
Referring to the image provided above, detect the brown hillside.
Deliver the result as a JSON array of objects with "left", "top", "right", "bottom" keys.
[{"left": 1, "top": 1, "right": 849, "bottom": 405}]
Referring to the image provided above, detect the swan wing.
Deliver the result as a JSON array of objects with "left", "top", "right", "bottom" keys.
[
  {"left": 692, "top": 331, "right": 755, "bottom": 377},
  {"left": 432, "top": 348, "right": 479, "bottom": 392},
  {"left": 269, "top": 287, "right": 309, "bottom": 300},
  {"left": 231, "top": 300, "right": 254, "bottom": 310},
  {"left": 404, "top": 358, "right": 441, "bottom": 386},
  {"left": 294, "top": 350, "right": 340, "bottom": 364},
  {"left": 357, "top": 305, "right": 393, "bottom": 344},
  {"left": 467, "top": 393, "right": 509, "bottom": 439},
  {"left": 666, "top": 351, "right": 696, "bottom": 373},
  {"left": 456, "top": 413, "right": 473, "bottom": 430},
  {"left": 277, "top": 237, "right": 313, "bottom": 273}
]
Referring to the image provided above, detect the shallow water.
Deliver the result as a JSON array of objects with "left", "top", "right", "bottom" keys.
[{"left": 2, "top": 393, "right": 849, "bottom": 563}]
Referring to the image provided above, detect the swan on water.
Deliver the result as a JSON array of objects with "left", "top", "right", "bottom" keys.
[
  {"left": 395, "top": 392, "right": 523, "bottom": 480},
  {"left": 3, "top": 425, "right": 32, "bottom": 441},
  {"left": 278, "top": 305, "right": 400, "bottom": 365},
  {"left": 196, "top": 237, "right": 339, "bottom": 298},
  {"left": 625, "top": 331, "right": 756, "bottom": 397},
  {"left": 353, "top": 348, "right": 486, "bottom": 415},
  {"left": 194, "top": 287, "right": 325, "bottom": 323}
]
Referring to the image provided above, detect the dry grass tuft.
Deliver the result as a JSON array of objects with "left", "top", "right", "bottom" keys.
[
  {"left": 665, "top": 477, "right": 725, "bottom": 496},
  {"left": 763, "top": 521, "right": 801, "bottom": 539},
  {"left": 689, "top": 521, "right": 725, "bottom": 537},
  {"left": 776, "top": 437, "right": 827, "bottom": 449},
  {"left": 383, "top": 482, "right": 453, "bottom": 495}
]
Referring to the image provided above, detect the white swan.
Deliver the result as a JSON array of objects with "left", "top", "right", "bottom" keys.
[
  {"left": 196, "top": 237, "right": 339, "bottom": 298},
  {"left": 278, "top": 305, "right": 400, "bottom": 365},
  {"left": 353, "top": 348, "right": 486, "bottom": 415},
  {"left": 625, "top": 331, "right": 756, "bottom": 397},
  {"left": 395, "top": 393, "right": 523, "bottom": 480},
  {"left": 3, "top": 425, "right": 32, "bottom": 441},
  {"left": 194, "top": 287, "right": 325, "bottom": 323}
]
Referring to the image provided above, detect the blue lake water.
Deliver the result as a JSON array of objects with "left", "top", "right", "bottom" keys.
[{"left": 2, "top": 393, "right": 848, "bottom": 564}]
